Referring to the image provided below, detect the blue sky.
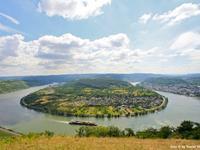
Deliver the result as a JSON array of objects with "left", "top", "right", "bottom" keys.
[{"left": 0, "top": 0, "right": 199, "bottom": 76}]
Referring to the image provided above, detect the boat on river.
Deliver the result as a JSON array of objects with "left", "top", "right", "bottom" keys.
[{"left": 69, "top": 120, "right": 97, "bottom": 126}]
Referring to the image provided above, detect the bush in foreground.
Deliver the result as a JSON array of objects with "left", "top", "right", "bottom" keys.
[{"left": 76, "top": 121, "right": 200, "bottom": 139}]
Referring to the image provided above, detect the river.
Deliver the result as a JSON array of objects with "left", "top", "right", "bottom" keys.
[{"left": 0, "top": 86, "right": 200, "bottom": 135}]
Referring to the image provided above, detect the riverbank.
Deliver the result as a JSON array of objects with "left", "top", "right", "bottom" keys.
[
  {"left": 0, "top": 136, "right": 199, "bottom": 150},
  {"left": 0, "top": 127, "right": 22, "bottom": 137}
]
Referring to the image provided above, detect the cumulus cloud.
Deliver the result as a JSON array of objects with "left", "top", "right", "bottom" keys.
[
  {"left": 0, "top": 34, "right": 24, "bottom": 60},
  {"left": 0, "top": 33, "right": 159, "bottom": 75},
  {"left": 170, "top": 31, "right": 200, "bottom": 50},
  {"left": 139, "top": 3, "right": 200, "bottom": 26},
  {"left": 139, "top": 13, "right": 152, "bottom": 24},
  {"left": 0, "top": 32, "right": 199, "bottom": 75},
  {"left": 170, "top": 31, "right": 200, "bottom": 62},
  {"left": 38, "top": 0, "right": 111, "bottom": 20}
]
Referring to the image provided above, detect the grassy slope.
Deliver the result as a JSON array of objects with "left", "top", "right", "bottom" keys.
[
  {"left": 0, "top": 131, "right": 13, "bottom": 138},
  {"left": 0, "top": 136, "right": 199, "bottom": 150},
  {"left": 0, "top": 80, "right": 29, "bottom": 94},
  {"left": 0, "top": 127, "right": 21, "bottom": 138}
]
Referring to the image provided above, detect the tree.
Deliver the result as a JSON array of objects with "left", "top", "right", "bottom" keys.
[
  {"left": 176, "top": 121, "right": 194, "bottom": 139},
  {"left": 124, "top": 128, "right": 134, "bottom": 137},
  {"left": 177, "top": 121, "right": 193, "bottom": 133},
  {"left": 158, "top": 126, "right": 172, "bottom": 138}
]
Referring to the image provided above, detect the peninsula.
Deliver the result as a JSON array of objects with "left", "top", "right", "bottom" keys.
[{"left": 21, "top": 78, "right": 167, "bottom": 117}]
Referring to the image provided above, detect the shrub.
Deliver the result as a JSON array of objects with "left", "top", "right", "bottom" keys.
[
  {"left": 76, "top": 126, "right": 123, "bottom": 137},
  {"left": 158, "top": 126, "right": 172, "bottom": 138},
  {"left": 176, "top": 121, "right": 200, "bottom": 139},
  {"left": 76, "top": 121, "right": 200, "bottom": 139},
  {"left": 136, "top": 128, "right": 158, "bottom": 139},
  {"left": 42, "top": 130, "right": 54, "bottom": 137},
  {"left": 124, "top": 128, "right": 135, "bottom": 136}
]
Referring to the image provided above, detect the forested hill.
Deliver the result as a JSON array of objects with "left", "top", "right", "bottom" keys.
[
  {"left": 0, "top": 73, "right": 199, "bottom": 86},
  {"left": 141, "top": 77, "right": 188, "bottom": 86},
  {"left": 66, "top": 78, "right": 132, "bottom": 89},
  {"left": 0, "top": 80, "right": 29, "bottom": 94},
  {"left": 0, "top": 73, "right": 166, "bottom": 86}
]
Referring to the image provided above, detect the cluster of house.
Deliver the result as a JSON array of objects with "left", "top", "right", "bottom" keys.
[
  {"left": 81, "top": 95, "right": 163, "bottom": 109},
  {"left": 143, "top": 84, "right": 200, "bottom": 97}
]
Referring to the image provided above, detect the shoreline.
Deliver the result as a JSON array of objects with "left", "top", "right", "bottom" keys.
[{"left": 0, "top": 126, "right": 22, "bottom": 136}]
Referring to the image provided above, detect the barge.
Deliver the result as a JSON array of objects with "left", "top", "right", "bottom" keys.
[{"left": 69, "top": 121, "right": 97, "bottom": 126}]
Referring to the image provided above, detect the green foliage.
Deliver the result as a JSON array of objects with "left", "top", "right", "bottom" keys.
[
  {"left": 0, "top": 80, "right": 29, "bottom": 94},
  {"left": 42, "top": 130, "right": 54, "bottom": 137},
  {"left": 142, "top": 77, "right": 188, "bottom": 86},
  {"left": 135, "top": 126, "right": 172, "bottom": 139},
  {"left": 123, "top": 128, "right": 135, "bottom": 137},
  {"left": 177, "top": 121, "right": 193, "bottom": 133},
  {"left": 76, "top": 126, "right": 124, "bottom": 137},
  {"left": 136, "top": 128, "right": 158, "bottom": 139},
  {"left": 76, "top": 121, "right": 200, "bottom": 140},
  {"left": 25, "top": 130, "right": 54, "bottom": 139},
  {"left": 176, "top": 121, "right": 200, "bottom": 139},
  {"left": 67, "top": 78, "right": 132, "bottom": 89},
  {"left": 0, "top": 131, "right": 13, "bottom": 138},
  {"left": 158, "top": 126, "right": 172, "bottom": 139},
  {"left": 25, "top": 132, "right": 41, "bottom": 139}
]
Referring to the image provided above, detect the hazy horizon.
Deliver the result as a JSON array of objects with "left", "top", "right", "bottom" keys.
[{"left": 0, "top": 72, "right": 200, "bottom": 78}]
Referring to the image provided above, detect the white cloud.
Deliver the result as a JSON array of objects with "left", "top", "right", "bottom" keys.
[
  {"left": 170, "top": 31, "right": 200, "bottom": 63},
  {"left": 170, "top": 31, "right": 200, "bottom": 50},
  {"left": 0, "top": 34, "right": 24, "bottom": 60},
  {"left": 139, "top": 13, "right": 152, "bottom": 24},
  {"left": 0, "top": 33, "right": 155, "bottom": 75},
  {"left": 139, "top": 3, "right": 200, "bottom": 26},
  {"left": 38, "top": 0, "right": 111, "bottom": 20},
  {"left": 0, "top": 12, "right": 19, "bottom": 25},
  {"left": 0, "top": 32, "right": 199, "bottom": 75}
]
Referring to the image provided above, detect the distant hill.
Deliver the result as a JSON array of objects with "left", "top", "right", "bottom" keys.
[
  {"left": 182, "top": 76, "right": 200, "bottom": 86},
  {"left": 68, "top": 78, "right": 132, "bottom": 89},
  {"left": 141, "top": 77, "right": 188, "bottom": 86},
  {"left": 0, "top": 73, "right": 168, "bottom": 86},
  {"left": 0, "top": 80, "right": 29, "bottom": 94},
  {"left": 0, "top": 73, "right": 199, "bottom": 88}
]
